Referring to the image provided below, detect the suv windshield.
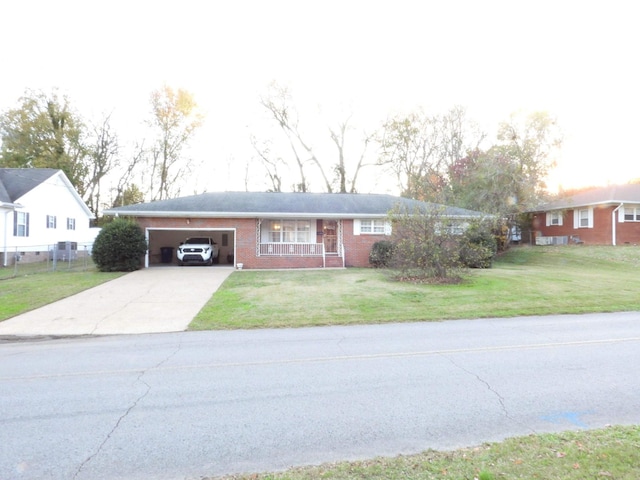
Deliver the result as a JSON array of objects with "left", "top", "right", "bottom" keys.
[{"left": 184, "top": 238, "right": 210, "bottom": 244}]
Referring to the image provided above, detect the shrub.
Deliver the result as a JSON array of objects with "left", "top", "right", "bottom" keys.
[
  {"left": 369, "top": 240, "right": 395, "bottom": 268},
  {"left": 92, "top": 218, "right": 147, "bottom": 272},
  {"left": 388, "top": 205, "right": 465, "bottom": 282},
  {"left": 459, "top": 221, "right": 497, "bottom": 268}
]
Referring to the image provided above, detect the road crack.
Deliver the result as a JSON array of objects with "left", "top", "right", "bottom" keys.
[
  {"left": 73, "top": 336, "right": 184, "bottom": 479},
  {"left": 440, "top": 353, "right": 537, "bottom": 435}
]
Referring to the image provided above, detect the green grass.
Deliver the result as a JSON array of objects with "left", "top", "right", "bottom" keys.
[
  {"left": 211, "top": 425, "right": 640, "bottom": 480},
  {"left": 190, "top": 245, "right": 640, "bottom": 330},
  {"left": 0, "top": 268, "right": 124, "bottom": 321}
]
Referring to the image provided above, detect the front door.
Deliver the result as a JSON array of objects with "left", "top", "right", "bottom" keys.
[{"left": 322, "top": 220, "right": 338, "bottom": 253}]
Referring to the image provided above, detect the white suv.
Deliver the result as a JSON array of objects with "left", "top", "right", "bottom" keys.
[{"left": 177, "top": 237, "right": 219, "bottom": 266}]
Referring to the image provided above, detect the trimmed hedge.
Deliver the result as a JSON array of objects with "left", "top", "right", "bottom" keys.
[{"left": 92, "top": 218, "right": 147, "bottom": 272}]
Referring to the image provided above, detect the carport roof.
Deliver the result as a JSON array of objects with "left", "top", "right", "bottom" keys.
[{"left": 104, "top": 192, "right": 487, "bottom": 219}]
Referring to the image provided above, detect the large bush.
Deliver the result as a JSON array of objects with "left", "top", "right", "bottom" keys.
[
  {"left": 459, "top": 220, "right": 498, "bottom": 268},
  {"left": 388, "top": 205, "right": 464, "bottom": 282},
  {"left": 369, "top": 240, "right": 395, "bottom": 268},
  {"left": 92, "top": 218, "right": 147, "bottom": 272}
]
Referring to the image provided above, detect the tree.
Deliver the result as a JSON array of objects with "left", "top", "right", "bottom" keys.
[
  {"left": 250, "top": 136, "right": 284, "bottom": 192},
  {"left": 377, "top": 106, "right": 484, "bottom": 202},
  {"left": 83, "top": 113, "right": 119, "bottom": 217},
  {"left": 110, "top": 141, "right": 147, "bottom": 209},
  {"left": 378, "top": 110, "right": 442, "bottom": 201},
  {"left": 258, "top": 82, "right": 372, "bottom": 193},
  {"left": 146, "top": 85, "right": 203, "bottom": 200},
  {"left": 387, "top": 204, "right": 466, "bottom": 283},
  {"left": 448, "top": 148, "right": 521, "bottom": 215},
  {"left": 92, "top": 217, "right": 147, "bottom": 271},
  {"left": 111, "top": 184, "right": 145, "bottom": 209},
  {"left": 448, "top": 111, "right": 562, "bottom": 218},
  {"left": 493, "top": 110, "right": 562, "bottom": 209},
  {"left": 0, "top": 89, "right": 89, "bottom": 195},
  {"left": 328, "top": 117, "right": 373, "bottom": 193}
]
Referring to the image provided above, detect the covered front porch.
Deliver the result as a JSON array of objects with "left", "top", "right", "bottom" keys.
[{"left": 256, "top": 218, "right": 344, "bottom": 268}]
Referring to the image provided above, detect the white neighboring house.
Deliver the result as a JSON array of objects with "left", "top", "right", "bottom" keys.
[{"left": 0, "top": 168, "right": 94, "bottom": 266}]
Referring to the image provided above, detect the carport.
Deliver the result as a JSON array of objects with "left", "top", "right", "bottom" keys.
[{"left": 145, "top": 227, "right": 236, "bottom": 267}]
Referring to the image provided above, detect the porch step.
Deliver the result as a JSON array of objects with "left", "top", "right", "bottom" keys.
[{"left": 324, "top": 255, "right": 344, "bottom": 268}]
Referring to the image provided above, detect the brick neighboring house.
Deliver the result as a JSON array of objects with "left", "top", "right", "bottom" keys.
[
  {"left": 530, "top": 183, "right": 640, "bottom": 246},
  {"left": 104, "top": 191, "right": 486, "bottom": 269}
]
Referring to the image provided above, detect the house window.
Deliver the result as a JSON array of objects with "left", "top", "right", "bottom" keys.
[
  {"left": 268, "top": 220, "right": 311, "bottom": 243},
  {"left": 67, "top": 217, "right": 76, "bottom": 230},
  {"left": 546, "top": 212, "right": 563, "bottom": 226},
  {"left": 359, "top": 219, "right": 387, "bottom": 234},
  {"left": 574, "top": 207, "right": 593, "bottom": 229},
  {"left": 579, "top": 209, "right": 589, "bottom": 227},
  {"left": 623, "top": 207, "right": 640, "bottom": 222},
  {"left": 47, "top": 215, "right": 57, "bottom": 229},
  {"left": 14, "top": 211, "right": 30, "bottom": 237}
]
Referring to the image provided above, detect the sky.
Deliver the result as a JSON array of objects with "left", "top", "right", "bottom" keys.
[{"left": 2, "top": 0, "right": 639, "bottom": 195}]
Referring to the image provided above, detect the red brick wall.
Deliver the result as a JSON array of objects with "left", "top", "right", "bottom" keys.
[
  {"left": 134, "top": 216, "right": 383, "bottom": 269},
  {"left": 531, "top": 205, "right": 640, "bottom": 245},
  {"left": 341, "top": 219, "right": 389, "bottom": 267}
]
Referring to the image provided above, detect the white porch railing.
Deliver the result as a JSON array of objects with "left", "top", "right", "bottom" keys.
[{"left": 259, "top": 242, "right": 325, "bottom": 256}]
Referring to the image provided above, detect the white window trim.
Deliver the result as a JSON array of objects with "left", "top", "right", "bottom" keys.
[
  {"left": 619, "top": 206, "right": 640, "bottom": 223},
  {"left": 546, "top": 211, "right": 563, "bottom": 226},
  {"left": 573, "top": 207, "right": 593, "bottom": 229},
  {"left": 14, "top": 211, "right": 29, "bottom": 237},
  {"left": 47, "top": 215, "right": 57, "bottom": 229},
  {"left": 265, "top": 219, "right": 312, "bottom": 243},
  {"left": 354, "top": 219, "right": 391, "bottom": 236}
]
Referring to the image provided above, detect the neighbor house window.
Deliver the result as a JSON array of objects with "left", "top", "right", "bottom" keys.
[
  {"left": 267, "top": 220, "right": 311, "bottom": 243},
  {"left": 46, "top": 215, "right": 57, "bottom": 229},
  {"left": 546, "top": 212, "right": 563, "bottom": 226},
  {"left": 13, "top": 211, "right": 30, "bottom": 237},
  {"left": 574, "top": 207, "right": 593, "bottom": 228},
  {"left": 67, "top": 217, "right": 76, "bottom": 230},
  {"left": 359, "top": 219, "right": 387, "bottom": 234},
  {"left": 623, "top": 207, "right": 640, "bottom": 222}
]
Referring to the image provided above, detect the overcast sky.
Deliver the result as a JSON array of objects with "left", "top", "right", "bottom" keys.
[{"left": 2, "top": 0, "right": 639, "bottom": 193}]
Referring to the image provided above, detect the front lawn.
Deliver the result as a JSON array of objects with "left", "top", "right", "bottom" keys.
[
  {"left": 0, "top": 269, "right": 124, "bottom": 321},
  {"left": 190, "top": 245, "right": 640, "bottom": 330}
]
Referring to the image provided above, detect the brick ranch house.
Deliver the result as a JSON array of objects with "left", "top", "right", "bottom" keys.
[
  {"left": 530, "top": 183, "right": 640, "bottom": 245},
  {"left": 104, "top": 191, "right": 486, "bottom": 269}
]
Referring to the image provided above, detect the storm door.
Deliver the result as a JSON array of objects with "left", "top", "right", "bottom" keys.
[{"left": 322, "top": 220, "right": 338, "bottom": 253}]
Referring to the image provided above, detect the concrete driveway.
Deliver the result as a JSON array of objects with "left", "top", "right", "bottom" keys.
[{"left": 0, "top": 266, "right": 234, "bottom": 336}]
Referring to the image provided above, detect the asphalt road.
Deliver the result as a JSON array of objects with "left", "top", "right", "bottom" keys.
[{"left": 1, "top": 312, "right": 640, "bottom": 479}]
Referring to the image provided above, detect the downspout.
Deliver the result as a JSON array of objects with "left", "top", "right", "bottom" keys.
[
  {"left": 2, "top": 209, "right": 8, "bottom": 267},
  {"left": 2, "top": 206, "right": 17, "bottom": 267},
  {"left": 612, "top": 203, "right": 624, "bottom": 246}
]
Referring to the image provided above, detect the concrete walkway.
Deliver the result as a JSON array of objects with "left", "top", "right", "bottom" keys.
[{"left": 0, "top": 266, "right": 234, "bottom": 336}]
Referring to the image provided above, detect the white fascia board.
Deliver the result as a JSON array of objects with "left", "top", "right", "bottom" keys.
[
  {"left": 103, "top": 210, "right": 487, "bottom": 219},
  {"left": 104, "top": 211, "right": 390, "bottom": 219}
]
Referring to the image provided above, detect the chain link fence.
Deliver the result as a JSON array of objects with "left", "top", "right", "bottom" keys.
[{"left": 0, "top": 242, "right": 96, "bottom": 279}]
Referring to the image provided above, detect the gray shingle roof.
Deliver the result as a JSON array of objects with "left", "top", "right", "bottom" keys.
[
  {"left": 105, "top": 192, "right": 486, "bottom": 219},
  {"left": 536, "top": 184, "right": 640, "bottom": 211},
  {"left": 0, "top": 168, "right": 59, "bottom": 202}
]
